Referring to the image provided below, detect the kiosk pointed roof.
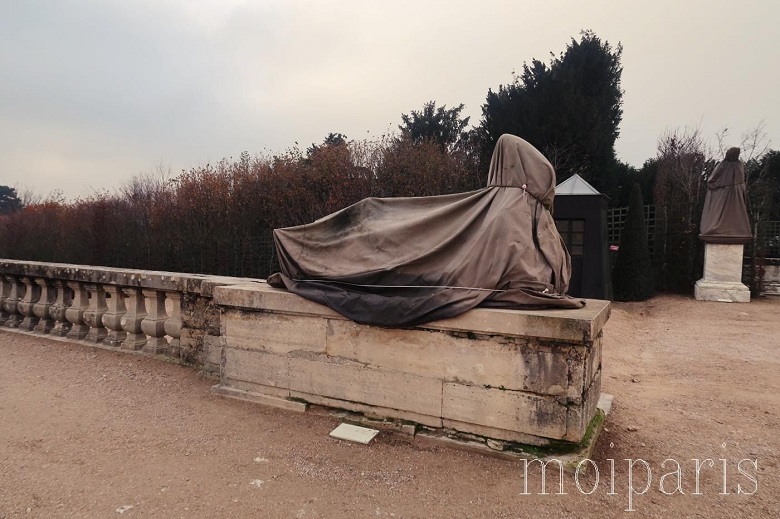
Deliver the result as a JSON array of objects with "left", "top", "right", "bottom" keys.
[{"left": 556, "top": 173, "right": 601, "bottom": 195}]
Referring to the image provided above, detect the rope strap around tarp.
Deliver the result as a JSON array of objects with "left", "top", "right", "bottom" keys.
[
  {"left": 295, "top": 279, "right": 504, "bottom": 292},
  {"left": 290, "top": 279, "right": 551, "bottom": 294}
]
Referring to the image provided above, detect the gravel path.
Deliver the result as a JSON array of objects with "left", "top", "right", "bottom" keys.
[{"left": 1, "top": 294, "right": 778, "bottom": 518}]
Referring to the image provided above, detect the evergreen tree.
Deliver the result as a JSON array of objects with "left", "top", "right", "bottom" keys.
[
  {"left": 399, "top": 101, "right": 470, "bottom": 151},
  {"left": 0, "top": 185, "right": 23, "bottom": 215},
  {"left": 613, "top": 183, "right": 656, "bottom": 301},
  {"left": 476, "top": 30, "right": 623, "bottom": 192}
]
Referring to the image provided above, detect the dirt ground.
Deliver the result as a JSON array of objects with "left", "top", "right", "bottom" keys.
[{"left": 1, "top": 294, "right": 778, "bottom": 518}]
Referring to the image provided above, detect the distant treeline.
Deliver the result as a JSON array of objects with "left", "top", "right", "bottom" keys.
[
  {"left": 0, "top": 136, "right": 484, "bottom": 278},
  {"left": 2, "top": 131, "right": 777, "bottom": 291}
]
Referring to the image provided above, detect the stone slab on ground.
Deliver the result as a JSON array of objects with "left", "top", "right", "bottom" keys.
[{"left": 329, "top": 423, "right": 380, "bottom": 445}]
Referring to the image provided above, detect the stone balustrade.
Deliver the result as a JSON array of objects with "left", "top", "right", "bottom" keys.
[
  {"left": 1, "top": 259, "right": 612, "bottom": 453},
  {"left": 0, "top": 259, "right": 256, "bottom": 371}
]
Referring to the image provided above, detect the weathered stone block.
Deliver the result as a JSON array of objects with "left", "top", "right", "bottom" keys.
[
  {"left": 203, "top": 334, "right": 225, "bottom": 367},
  {"left": 441, "top": 382, "right": 568, "bottom": 439},
  {"left": 325, "top": 320, "right": 587, "bottom": 396},
  {"left": 220, "top": 378, "right": 290, "bottom": 399},
  {"left": 425, "top": 303, "right": 610, "bottom": 343},
  {"left": 288, "top": 390, "right": 443, "bottom": 429},
  {"left": 223, "top": 348, "right": 289, "bottom": 390},
  {"left": 212, "top": 283, "right": 611, "bottom": 343},
  {"left": 287, "top": 354, "right": 443, "bottom": 417},
  {"left": 326, "top": 320, "right": 525, "bottom": 390},
  {"left": 565, "top": 369, "right": 602, "bottom": 442},
  {"left": 211, "top": 384, "right": 303, "bottom": 412},
  {"left": 214, "top": 283, "right": 342, "bottom": 318},
  {"left": 179, "top": 328, "right": 204, "bottom": 364},
  {"left": 440, "top": 419, "right": 552, "bottom": 447},
  {"left": 224, "top": 310, "right": 327, "bottom": 354},
  {"left": 181, "top": 293, "right": 208, "bottom": 330},
  {"left": 586, "top": 333, "right": 602, "bottom": 388}
]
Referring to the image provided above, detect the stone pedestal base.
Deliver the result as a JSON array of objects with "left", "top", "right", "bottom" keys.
[
  {"left": 763, "top": 262, "right": 780, "bottom": 296},
  {"left": 695, "top": 243, "right": 750, "bottom": 303},
  {"left": 694, "top": 280, "right": 750, "bottom": 303},
  {"left": 211, "top": 282, "right": 610, "bottom": 446}
]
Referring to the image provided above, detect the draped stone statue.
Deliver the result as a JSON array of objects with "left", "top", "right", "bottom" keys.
[
  {"left": 699, "top": 147, "right": 751, "bottom": 244},
  {"left": 695, "top": 147, "right": 751, "bottom": 302},
  {"left": 268, "top": 134, "right": 584, "bottom": 327}
]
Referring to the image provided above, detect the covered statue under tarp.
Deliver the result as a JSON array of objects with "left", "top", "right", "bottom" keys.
[
  {"left": 267, "top": 134, "right": 585, "bottom": 327},
  {"left": 699, "top": 147, "right": 752, "bottom": 244}
]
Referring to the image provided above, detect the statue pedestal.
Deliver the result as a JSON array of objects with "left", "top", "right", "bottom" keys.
[{"left": 694, "top": 243, "right": 750, "bottom": 302}]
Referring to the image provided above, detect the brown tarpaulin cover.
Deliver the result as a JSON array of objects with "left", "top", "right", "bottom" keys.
[
  {"left": 268, "top": 134, "right": 585, "bottom": 327},
  {"left": 699, "top": 147, "right": 752, "bottom": 244}
]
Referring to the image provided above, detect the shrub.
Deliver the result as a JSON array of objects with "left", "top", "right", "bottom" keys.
[{"left": 613, "top": 183, "right": 656, "bottom": 301}]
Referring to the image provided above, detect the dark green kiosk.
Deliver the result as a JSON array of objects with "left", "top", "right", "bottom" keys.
[{"left": 553, "top": 174, "right": 613, "bottom": 300}]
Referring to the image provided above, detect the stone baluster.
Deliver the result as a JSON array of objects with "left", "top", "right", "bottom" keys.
[
  {"left": 83, "top": 284, "right": 108, "bottom": 343},
  {"left": 140, "top": 289, "right": 168, "bottom": 354},
  {"left": 4, "top": 275, "right": 25, "bottom": 328},
  {"left": 102, "top": 285, "right": 127, "bottom": 346},
  {"left": 65, "top": 282, "right": 89, "bottom": 340},
  {"left": 163, "top": 292, "right": 183, "bottom": 357},
  {"left": 33, "top": 278, "right": 56, "bottom": 334},
  {"left": 18, "top": 277, "right": 41, "bottom": 331},
  {"left": 49, "top": 280, "right": 73, "bottom": 337},
  {"left": 120, "top": 287, "right": 147, "bottom": 350},
  {"left": 0, "top": 276, "right": 10, "bottom": 326}
]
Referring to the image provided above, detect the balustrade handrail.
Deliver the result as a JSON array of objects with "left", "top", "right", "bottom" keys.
[
  {"left": 0, "top": 259, "right": 260, "bottom": 366},
  {"left": 0, "top": 259, "right": 260, "bottom": 296}
]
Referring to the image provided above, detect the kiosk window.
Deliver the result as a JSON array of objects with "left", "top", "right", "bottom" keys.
[{"left": 555, "top": 219, "right": 585, "bottom": 256}]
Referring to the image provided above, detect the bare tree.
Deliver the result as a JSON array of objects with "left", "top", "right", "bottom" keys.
[
  {"left": 653, "top": 126, "right": 712, "bottom": 291},
  {"left": 542, "top": 141, "right": 579, "bottom": 176},
  {"left": 13, "top": 183, "right": 43, "bottom": 206},
  {"left": 715, "top": 120, "right": 770, "bottom": 166},
  {"left": 656, "top": 125, "right": 710, "bottom": 207}
]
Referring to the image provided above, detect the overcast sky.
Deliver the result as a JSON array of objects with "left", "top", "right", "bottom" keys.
[{"left": 2, "top": 0, "right": 778, "bottom": 199}]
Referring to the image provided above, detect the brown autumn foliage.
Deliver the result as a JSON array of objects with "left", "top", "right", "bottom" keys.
[{"left": 0, "top": 135, "right": 482, "bottom": 278}]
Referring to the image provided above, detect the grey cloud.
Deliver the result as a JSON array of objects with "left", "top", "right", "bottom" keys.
[{"left": 1, "top": 0, "right": 778, "bottom": 198}]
